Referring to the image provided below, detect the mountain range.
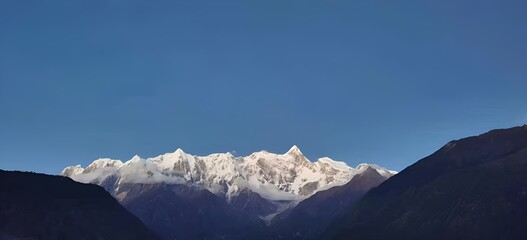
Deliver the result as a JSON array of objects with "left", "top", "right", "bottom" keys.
[
  {"left": 61, "top": 145, "right": 395, "bottom": 239},
  {"left": 5, "top": 126, "right": 527, "bottom": 239},
  {"left": 61, "top": 145, "right": 395, "bottom": 212}
]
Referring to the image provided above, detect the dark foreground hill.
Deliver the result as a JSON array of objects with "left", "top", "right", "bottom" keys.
[
  {"left": 265, "top": 166, "right": 389, "bottom": 239},
  {"left": 327, "top": 125, "right": 527, "bottom": 240},
  {"left": 0, "top": 170, "right": 158, "bottom": 240}
]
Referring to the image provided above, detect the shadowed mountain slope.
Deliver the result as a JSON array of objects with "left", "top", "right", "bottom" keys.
[
  {"left": 328, "top": 125, "right": 527, "bottom": 240},
  {"left": 0, "top": 170, "right": 158, "bottom": 240},
  {"left": 252, "top": 166, "right": 391, "bottom": 240},
  {"left": 116, "top": 183, "right": 267, "bottom": 240}
]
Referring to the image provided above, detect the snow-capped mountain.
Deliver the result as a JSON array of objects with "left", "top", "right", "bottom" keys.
[
  {"left": 62, "top": 145, "right": 396, "bottom": 202},
  {"left": 61, "top": 146, "right": 396, "bottom": 239}
]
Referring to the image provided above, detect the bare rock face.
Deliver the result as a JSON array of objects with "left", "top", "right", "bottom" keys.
[{"left": 298, "top": 181, "right": 319, "bottom": 196}]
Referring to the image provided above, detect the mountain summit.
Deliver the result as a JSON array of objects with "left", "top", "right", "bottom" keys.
[{"left": 286, "top": 145, "right": 304, "bottom": 156}]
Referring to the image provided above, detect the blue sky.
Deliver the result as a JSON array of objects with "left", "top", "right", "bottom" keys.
[{"left": 1, "top": 0, "right": 526, "bottom": 174}]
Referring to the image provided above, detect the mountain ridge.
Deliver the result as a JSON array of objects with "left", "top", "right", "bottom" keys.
[
  {"left": 327, "top": 125, "right": 527, "bottom": 240},
  {"left": 0, "top": 169, "right": 158, "bottom": 240},
  {"left": 62, "top": 145, "right": 396, "bottom": 204}
]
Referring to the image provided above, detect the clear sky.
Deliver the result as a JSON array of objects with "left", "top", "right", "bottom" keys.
[{"left": 1, "top": 0, "right": 526, "bottom": 174}]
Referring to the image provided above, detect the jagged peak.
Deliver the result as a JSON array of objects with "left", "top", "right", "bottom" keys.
[
  {"left": 174, "top": 148, "right": 185, "bottom": 154},
  {"left": 60, "top": 165, "right": 85, "bottom": 176},
  {"left": 286, "top": 145, "right": 303, "bottom": 156},
  {"left": 87, "top": 158, "right": 123, "bottom": 168},
  {"left": 355, "top": 163, "right": 397, "bottom": 177},
  {"left": 155, "top": 148, "right": 189, "bottom": 160},
  {"left": 62, "top": 145, "right": 398, "bottom": 202},
  {"left": 358, "top": 165, "right": 377, "bottom": 173},
  {"left": 129, "top": 155, "right": 143, "bottom": 162},
  {"left": 356, "top": 163, "right": 383, "bottom": 172},
  {"left": 169, "top": 148, "right": 187, "bottom": 155},
  {"left": 356, "top": 163, "right": 373, "bottom": 169}
]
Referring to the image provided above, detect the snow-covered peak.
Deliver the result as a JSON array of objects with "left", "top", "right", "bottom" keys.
[
  {"left": 60, "top": 165, "right": 85, "bottom": 177},
  {"left": 354, "top": 163, "right": 398, "bottom": 178},
  {"left": 85, "top": 158, "right": 123, "bottom": 172},
  {"left": 204, "top": 152, "right": 235, "bottom": 160},
  {"left": 316, "top": 157, "right": 352, "bottom": 171},
  {"left": 122, "top": 155, "right": 144, "bottom": 167},
  {"left": 62, "top": 147, "right": 396, "bottom": 202},
  {"left": 148, "top": 148, "right": 197, "bottom": 172},
  {"left": 285, "top": 145, "right": 304, "bottom": 156},
  {"left": 174, "top": 148, "right": 185, "bottom": 155},
  {"left": 355, "top": 163, "right": 372, "bottom": 171}
]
